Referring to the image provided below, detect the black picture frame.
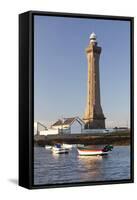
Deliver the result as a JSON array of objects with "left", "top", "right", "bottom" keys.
[{"left": 19, "top": 10, "right": 134, "bottom": 189}]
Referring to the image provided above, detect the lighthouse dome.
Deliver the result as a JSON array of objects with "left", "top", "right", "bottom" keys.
[{"left": 89, "top": 32, "right": 97, "bottom": 43}]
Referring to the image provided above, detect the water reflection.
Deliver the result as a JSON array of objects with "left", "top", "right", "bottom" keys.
[{"left": 34, "top": 146, "right": 130, "bottom": 185}]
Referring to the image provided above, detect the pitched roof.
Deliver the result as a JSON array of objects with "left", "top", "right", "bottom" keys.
[
  {"left": 63, "top": 117, "right": 75, "bottom": 125},
  {"left": 52, "top": 117, "right": 84, "bottom": 126},
  {"left": 52, "top": 119, "right": 63, "bottom": 126}
]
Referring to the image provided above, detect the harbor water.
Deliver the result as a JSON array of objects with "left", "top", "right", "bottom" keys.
[{"left": 34, "top": 146, "right": 130, "bottom": 185}]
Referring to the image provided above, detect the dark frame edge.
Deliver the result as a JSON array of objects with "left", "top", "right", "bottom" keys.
[
  {"left": 19, "top": 11, "right": 33, "bottom": 189},
  {"left": 23, "top": 10, "right": 134, "bottom": 21},
  {"left": 30, "top": 179, "right": 134, "bottom": 190},
  {"left": 130, "top": 17, "right": 134, "bottom": 183}
]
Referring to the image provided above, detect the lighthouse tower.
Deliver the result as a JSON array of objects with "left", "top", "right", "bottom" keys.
[{"left": 83, "top": 33, "right": 105, "bottom": 129}]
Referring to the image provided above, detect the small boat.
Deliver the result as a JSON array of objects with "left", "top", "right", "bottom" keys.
[
  {"left": 62, "top": 144, "right": 73, "bottom": 149},
  {"left": 52, "top": 144, "right": 69, "bottom": 154},
  {"left": 45, "top": 145, "right": 52, "bottom": 150},
  {"left": 77, "top": 145, "right": 113, "bottom": 156}
]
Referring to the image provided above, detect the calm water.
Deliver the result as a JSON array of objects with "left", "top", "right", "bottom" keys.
[{"left": 34, "top": 146, "right": 130, "bottom": 185}]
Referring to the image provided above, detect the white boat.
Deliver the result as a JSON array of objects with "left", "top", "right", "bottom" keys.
[
  {"left": 77, "top": 149, "right": 108, "bottom": 156},
  {"left": 77, "top": 145, "right": 113, "bottom": 156},
  {"left": 52, "top": 144, "right": 69, "bottom": 154},
  {"left": 62, "top": 144, "right": 73, "bottom": 149},
  {"left": 45, "top": 145, "right": 52, "bottom": 150}
]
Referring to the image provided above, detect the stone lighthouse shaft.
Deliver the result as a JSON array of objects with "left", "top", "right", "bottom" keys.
[{"left": 83, "top": 33, "right": 105, "bottom": 129}]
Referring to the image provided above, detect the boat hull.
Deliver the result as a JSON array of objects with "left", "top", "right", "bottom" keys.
[
  {"left": 53, "top": 151, "right": 69, "bottom": 154},
  {"left": 77, "top": 149, "right": 108, "bottom": 156},
  {"left": 45, "top": 145, "right": 52, "bottom": 149},
  {"left": 52, "top": 147, "right": 69, "bottom": 154}
]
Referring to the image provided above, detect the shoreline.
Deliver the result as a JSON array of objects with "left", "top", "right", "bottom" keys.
[{"left": 34, "top": 131, "right": 130, "bottom": 146}]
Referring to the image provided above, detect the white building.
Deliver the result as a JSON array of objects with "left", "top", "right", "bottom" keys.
[
  {"left": 34, "top": 122, "right": 47, "bottom": 135},
  {"left": 51, "top": 117, "right": 85, "bottom": 134},
  {"left": 39, "top": 128, "right": 58, "bottom": 136}
]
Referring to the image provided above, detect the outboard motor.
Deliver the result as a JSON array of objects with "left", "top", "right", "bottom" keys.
[
  {"left": 55, "top": 144, "right": 61, "bottom": 148},
  {"left": 103, "top": 145, "right": 113, "bottom": 152}
]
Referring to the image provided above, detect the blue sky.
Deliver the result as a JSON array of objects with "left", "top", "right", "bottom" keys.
[{"left": 34, "top": 15, "right": 130, "bottom": 128}]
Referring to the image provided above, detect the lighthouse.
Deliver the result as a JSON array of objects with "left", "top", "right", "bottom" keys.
[{"left": 83, "top": 33, "right": 105, "bottom": 129}]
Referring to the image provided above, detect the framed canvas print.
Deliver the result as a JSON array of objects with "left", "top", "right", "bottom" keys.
[{"left": 19, "top": 11, "right": 134, "bottom": 189}]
